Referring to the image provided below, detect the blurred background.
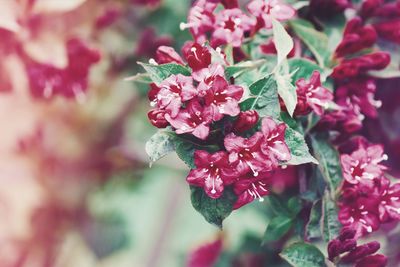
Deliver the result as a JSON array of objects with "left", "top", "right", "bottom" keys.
[{"left": 1, "top": 0, "right": 400, "bottom": 267}]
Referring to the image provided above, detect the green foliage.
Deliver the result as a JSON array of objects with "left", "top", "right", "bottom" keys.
[
  {"left": 290, "top": 19, "right": 330, "bottom": 68},
  {"left": 280, "top": 242, "right": 327, "bottom": 267},
  {"left": 288, "top": 58, "right": 324, "bottom": 82},
  {"left": 145, "top": 130, "right": 175, "bottom": 165},
  {"left": 190, "top": 186, "right": 237, "bottom": 228},
  {"left": 138, "top": 62, "right": 191, "bottom": 83},
  {"left": 272, "top": 19, "right": 294, "bottom": 65},
  {"left": 240, "top": 74, "right": 281, "bottom": 118},
  {"left": 311, "top": 135, "right": 343, "bottom": 194},
  {"left": 305, "top": 200, "right": 323, "bottom": 240},
  {"left": 275, "top": 66, "right": 298, "bottom": 117},
  {"left": 263, "top": 215, "right": 293, "bottom": 243},
  {"left": 284, "top": 127, "right": 318, "bottom": 165},
  {"left": 322, "top": 191, "right": 341, "bottom": 242}
]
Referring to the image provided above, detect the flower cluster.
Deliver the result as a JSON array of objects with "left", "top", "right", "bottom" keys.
[
  {"left": 180, "top": 0, "right": 296, "bottom": 47},
  {"left": 338, "top": 140, "right": 400, "bottom": 238},
  {"left": 187, "top": 117, "right": 291, "bottom": 208},
  {"left": 328, "top": 227, "right": 387, "bottom": 266}
]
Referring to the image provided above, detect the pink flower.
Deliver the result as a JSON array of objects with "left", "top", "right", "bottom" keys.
[
  {"left": 260, "top": 117, "right": 291, "bottom": 165},
  {"left": 295, "top": 71, "right": 334, "bottom": 116},
  {"left": 180, "top": 0, "right": 217, "bottom": 44},
  {"left": 195, "top": 63, "right": 225, "bottom": 86},
  {"left": 186, "top": 150, "right": 237, "bottom": 198},
  {"left": 224, "top": 132, "right": 274, "bottom": 177},
  {"left": 165, "top": 100, "right": 212, "bottom": 140},
  {"left": 336, "top": 78, "right": 381, "bottom": 118},
  {"left": 247, "top": 0, "right": 295, "bottom": 29},
  {"left": 338, "top": 189, "right": 381, "bottom": 237},
  {"left": 208, "top": 0, "right": 239, "bottom": 9},
  {"left": 202, "top": 75, "right": 243, "bottom": 121},
  {"left": 376, "top": 178, "right": 400, "bottom": 222},
  {"left": 156, "top": 74, "right": 197, "bottom": 118},
  {"left": 232, "top": 110, "right": 259, "bottom": 133},
  {"left": 211, "top": 8, "right": 255, "bottom": 47},
  {"left": 186, "top": 237, "right": 223, "bottom": 267},
  {"left": 183, "top": 42, "right": 211, "bottom": 72},
  {"left": 233, "top": 174, "right": 271, "bottom": 209},
  {"left": 335, "top": 17, "right": 377, "bottom": 58},
  {"left": 155, "top": 46, "right": 185, "bottom": 65},
  {"left": 340, "top": 143, "right": 387, "bottom": 185}
]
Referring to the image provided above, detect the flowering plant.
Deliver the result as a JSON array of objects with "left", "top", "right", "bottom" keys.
[{"left": 132, "top": 0, "right": 400, "bottom": 266}]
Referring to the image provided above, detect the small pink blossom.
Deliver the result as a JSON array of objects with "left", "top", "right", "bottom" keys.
[
  {"left": 211, "top": 8, "right": 255, "bottom": 47},
  {"left": 155, "top": 46, "right": 185, "bottom": 65},
  {"left": 260, "top": 117, "right": 291, "bottom": 165},
  {"left": 186, "top": 150, "right": 237, "bottom": 198},
  {"left": 202, "top": 75, "right": 243, "bottom": 121},
  {"left": 233, "top": 174, "right": 271, "bottom": 209},
  {"left": 156, "top": 74, "right": 197, "bottom": 118},
  {"left": 232, "top": 110, "right": 259, "bottom": 133},
  {"left": 224, "top": 132, "right": 274, "bottom": 177},
  {"left": 247, "top": 0, "right": 295, "bottom": 29},
  {"left": 165, "top": 100, "right": 212, "bottom": 140},
  {"left": 295, "top": 71, "right": 334, "bottom": 116},
  {"left": 340, "top": 143, "right": 387, "bottom": 185}
]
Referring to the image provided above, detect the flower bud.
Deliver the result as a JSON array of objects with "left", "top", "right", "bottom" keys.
[
  {"left": 155, "top": 46, "right": 184, "bottom": 65},
  {"left": 148, "top": 109, "right": 169, "bottom": 128},
  {"left": 355, "top": 254, "right": 387, "bottom": 267},
  {"left": 232, "top": 111, "right": 259, "bottom": 133}
]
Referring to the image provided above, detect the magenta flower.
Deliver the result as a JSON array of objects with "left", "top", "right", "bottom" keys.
[
  {"left": 336, "top": 78, "right": 381, "bottom": 118},
  {"left": 155, "top": 46, "right": 185, "bottom": 65},
  {"left": 232, "top": 110, "right": 259, "bottom": 133},
  {"left": 186, "top": 150, "right": 237, "bottom": 198},
  {"left": 180, "top": 0, "right": 217, "bottom": 44},
  {"left": 340, "top": 143, "right": 387, "bottom": 185},
  {"left": 156, "top": 74, "right": 197, "bottom": 118},
  {"left": 183, "top": 42, "right": 211, "bottom": 72},
  {"left": 211, "top": 8, "right": 255, "bottom": 47},
  {"left": 260, "top": 117, "right": 291, "bottom": 165},
  {"left": 195, "top": 63, "right": 225, "bottom": 86},
  {"left": 202, "top": 75, "right": 244, "bottom": 121},
  {"left": 208, "top": 0, "right": 239, "bottom": 9},
  {"left": 377, "top": 178, "right": 400, "bottom": 222},
  {"left": 224, "top": 132, "right": 274, "bottom": 177},
  {"left": 233, "top": 174, "right": 271, "bottom": 209},
  {"left": 295, "top": 71, "right": 334, "bottom": 116},
  {"left": 165, "top": 100, "right": 213, "bottom": 140},
  {"left": 247, "top": 0, "right": 295, "bottom": 29},
  {"left": 335, "top": 17, "right": 377, "bottom": 58}
]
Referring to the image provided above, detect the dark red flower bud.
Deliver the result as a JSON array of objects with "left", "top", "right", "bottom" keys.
[
  {"left": 328, "top": 239, "right": 341, "bottom": 261},
  {"left": 184, "top": 43, "right": 211, "bottom": 71},
  {"left": 335, "top": 17, "right": 377, "bottom": 57},
  {"left": 339, "top": 239, "right": 357, "bottom": 253},
  {"left": 354, "top": 254, "right": 387, "bottom": 267},
  {"left": 375, "top": 2, "right": 400, "bottom": 18},
  {"left": 232, "top": 110, "right": 259, "bottom": 133},
  {"left": 374, "top": 19, "right": 400, "bottom": 45},
  {"left": 155, "top": 46, "right": 185, "bottom": 65},
  {"left": 208, "top": 0, "right": 239, "bottom": 8},
  {"left": 148, "top": 83, "right": 161, "bottom": 102},
  {"left": 339, "top": 227, "right": 357, "bottom": 241},
  {"left": 148, "top": 109, "right": 169, "bottom": 128},
  {"left": 341, "top": 241, "right": 380, "bottom": 263},
  {"left": 361, "top": 0, "right": 383, "bottom": 18}
]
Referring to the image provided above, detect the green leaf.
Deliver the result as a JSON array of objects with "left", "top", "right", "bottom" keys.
[
  {"left": 288, "top": 197, "right": 302, "bottom": 215},
  {"left": 240, "top": 74, "right": 281, "bottom": 118},
  {"left": 190, "top": 186, "right": 237, "bottom": 228},
  {"left": 311, "top": 136, "right": 343, "bottom": 193},
  {"left": 263, "top": 215, "right": 293, "bottom": 243},
  {"left": 285, "top": 127, "right": 318, "bottom": 165},
  {"left": 275, "top": 66, "right": 298, "bottom": 117},
  {"left": 288, "top": 58, "right": 324, "bottom": 82},
  {"left": 268, "top": 194, "right": 291, "bottom": 216},
  {"left": 124, "top": 72, "right": 152, "bottom": 83},
  {"left": 138, "top": 62, "right": 191, "bottom": 83},
  {"left": 305, "top": 200, "right": 322, "bottom": 240},
  {"left": 272, "top": 19, "right": 294, "bottom": 65},
  {"left": 174, "top": 139, "right": 196, "bottom": 169},
  {"left": 280, "top": 242, "right": 327, "bottom": 267},
  {"left": 145, "top": 130, "right": 175, "bottom": 165},
  {"left": 290, "top": 19, "right": 330, "bottom": 68},
  {"left": 322, "top": 191, "right": 341, "bottom": 242}
]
